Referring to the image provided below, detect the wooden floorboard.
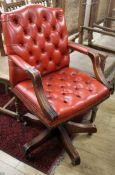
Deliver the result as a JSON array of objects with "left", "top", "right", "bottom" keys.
[{"left": 55, "top": 93, "right": 115, "bottom": 175}]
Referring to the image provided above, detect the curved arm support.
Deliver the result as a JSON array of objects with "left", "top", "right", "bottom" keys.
[
  {"left": 9, "top": 55, "right": 58, "bottom": 121},
  {"left": 26, "top": 67, "right": 58, "bottom": 121},
  {"left": 68, "top": 42, "right": 112, "bottom": 90},
  {"left": 68, "top": 41, "right": 88, "bottom": 54},
  {"left": 88, "top": 52, "right": 111, "bottom": 89}
]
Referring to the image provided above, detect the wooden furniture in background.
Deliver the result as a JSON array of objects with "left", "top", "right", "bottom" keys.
[
  {"left": 0, "top": 56, "right": 19, "bottom": 118},
  {"left": 78, "top": 0, "right": 115, "bottom": 92},
  {"left": 54, "top": 0, "right": 65, "bottom": 10},
  {"left": 103, "top": 0, "right": 115, "bottom": 28},
  {"left": 78, "top": 0, "right": 115, "bottom": 53},
  {"left": 0, "top": 0, "right": 27, "bottom": 116},
  {"left": 1, "top": 0, "right": 26, "bottom": 12},
  {"left": 30, "top": 0, "right": 51, "bottom": 6}
]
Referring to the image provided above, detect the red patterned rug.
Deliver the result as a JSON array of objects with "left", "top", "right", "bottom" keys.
[{"left": 0, "top": 84, "right": 64, "bottom": 175}]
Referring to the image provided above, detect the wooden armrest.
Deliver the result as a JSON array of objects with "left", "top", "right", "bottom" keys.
[
  {"left": 68, "top": 41, "right": 88, "bottom": 55},
  {"left": 68, "top": 42, "right": 112, "bottom": 90},
  {"left": 9, "top": 55, "right": 58, "bottom": 122}
]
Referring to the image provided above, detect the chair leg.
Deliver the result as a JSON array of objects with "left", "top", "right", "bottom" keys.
[
  {"left": 15, "top": 96, "right": 23, "bottom": 122},
  {"left": 65, "top": 121, "right": 97, "bottom": 135},
  {"left": 22, "top": 113, "right": 40, "bottom": 127},
  {"left": 23, "top": 128, "right": 52, "bottom": 156},
  {"left": 58, "top": 125, "right": 80, "bottom": 165},
  {"left": 90, "top": 106, "right": 98, "bottom": 123}
]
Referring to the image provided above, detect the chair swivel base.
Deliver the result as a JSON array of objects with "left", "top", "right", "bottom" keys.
[{"left": 23, "top": 116, "right": 97, "bottom": 165}]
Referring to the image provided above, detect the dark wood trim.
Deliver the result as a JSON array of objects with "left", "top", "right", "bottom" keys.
[
  {"left": 10, "top": 55, "right": 58, "bottom": 122},
  {"left": 15, "top": 96, "right": 23, "bottom": 122},
  {"left": 64, "top": 121, "right": 97, "bottom": 134},
  {"left": 23, "top": 128, "right": 52, "bottom": 155},
  {"left": 105, "top": 16, "right": 115, "bottom": 21},
  {"left": 88, "top": 52, "right": 111, "bottom": 89},
  {"left": 26, "top": 67, "right": 58, "bottom": 121},
  {"left": 22, "top": 117, "right": 99, "bottom": 165},
  {"left": 58, "top": 125, "right": 80, "bottom": 165},
  {"left": 82, "top": 26, "right": 115, "bottom": 37},
  {"left": 68, "top": 42, "right": 111, "bottom": 90},
  {"left": 80, "top": 25, "right": 115, "bottom": 55},
  {"left": 104, "top": 0, "right": 115, "bottom": 27},
  {"left": 9, "top": 55, "right": 58, "bottom": 121},
  {"left": 88, "top": 43, "right": 115, "bottom": 54},
  {"left": 89, "top": 106, "right": 98, "bottom": 123},
  {"left": 55, "top": 0, "right": 65, "bottom": 11},
  {"left": 78, "top": 0, "right": 86, "bottom": 38},
  {"left": 93, "top": 23, "right": 115, "bottom": 33}
]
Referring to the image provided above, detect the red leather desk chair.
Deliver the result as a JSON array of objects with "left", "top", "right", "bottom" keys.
[{"left": 1, "top": 4, "right": 112, "bottom": 165}]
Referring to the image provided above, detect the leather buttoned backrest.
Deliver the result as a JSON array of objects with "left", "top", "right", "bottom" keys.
[{"left": 2, "top": 4, "right": 69, "bottom": 86}]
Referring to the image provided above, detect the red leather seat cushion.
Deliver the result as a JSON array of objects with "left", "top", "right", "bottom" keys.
[{"left": 13, "top": 67, "right": 110, "bottom": 127}]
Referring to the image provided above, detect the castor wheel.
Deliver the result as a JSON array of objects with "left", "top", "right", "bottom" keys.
[
  {"left": 72, "top": 156, "right": 81, "bottom": 165},
  {"left": 88, "top": 132, "right": 93, "bottom": 136},
  {"left": 23, "top": 121, "right": 28, "bottom": 126},
  {"left": 25, "top": 153, "right": 33, "bottom": 160},
  {"left": 23, "top": 145, "right": 33, "bottom": 160}
]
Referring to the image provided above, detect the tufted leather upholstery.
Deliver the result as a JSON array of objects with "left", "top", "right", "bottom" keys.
[
  {"left": 1, "top": 5, "right": 110, "bottom": 127},
  {"left": 13, "top": 67, "right": 109, "bottom": 127},
  {"left": 2, "top": 4, "right": 69, "bottom": 86}
]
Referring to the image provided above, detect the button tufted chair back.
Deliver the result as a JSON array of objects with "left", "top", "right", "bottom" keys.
[
  {"left": 2, "top": 4, "right": 69, "bottom": 86},
  {"left": 1, "top": 4, "right": 111, "bottom": 166}
]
